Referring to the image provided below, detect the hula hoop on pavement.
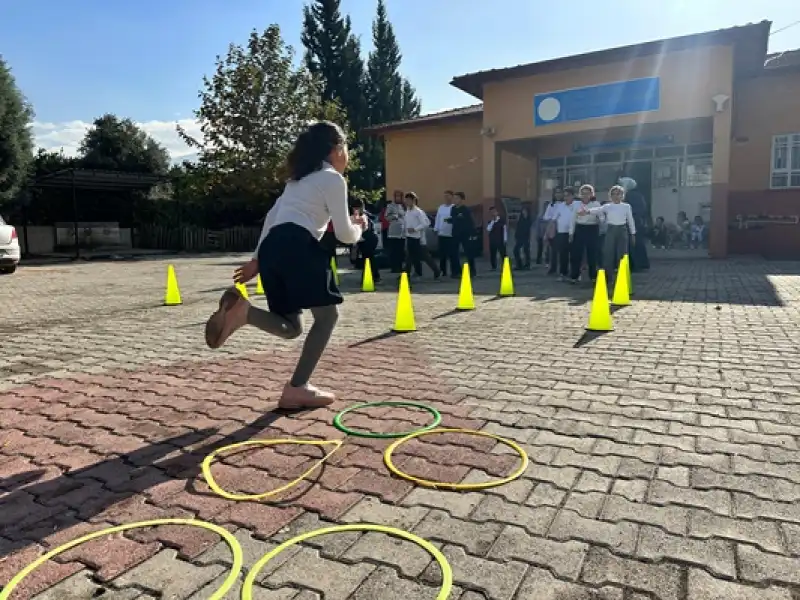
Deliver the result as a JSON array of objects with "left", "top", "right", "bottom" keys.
[
  {"left": 384, "top": 428, "right": 529, "bottom": 490},
  {"left": 202, "top": 438, "right": 344, "bottom": 501},
  {"left": 0, "top": 519, "right": 242, "bottom": 600},
  {"left": 241, "top": 523, "right": 452, "bottom": 600},
  {"left": 333, "top": 401, "right": 442, "bottom": 439}
]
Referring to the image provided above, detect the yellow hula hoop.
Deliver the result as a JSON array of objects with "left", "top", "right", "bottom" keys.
[
  {"left": 241, "top": 523, "right": 453, "bottom": 600},
  {"left": 383, "top": 428, "right": 529, "bottom": 490},
  {"left": 202, "top": 438, "right": 344, "bottom": 501},
  {"left": 0, "top": 519, "right": 242, "bottom": 600}
]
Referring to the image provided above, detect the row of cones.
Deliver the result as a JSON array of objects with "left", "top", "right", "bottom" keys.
[
  {"left": 391, "top": 257, "right": 515, "bottom": 332},
  {"left": 164, "top": 253, "right": 630, "bottom": 334}
]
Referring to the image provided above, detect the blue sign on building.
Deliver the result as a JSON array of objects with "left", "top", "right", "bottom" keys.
[{"left": 534, "top": 77, "right": 660, "bottom": 126}]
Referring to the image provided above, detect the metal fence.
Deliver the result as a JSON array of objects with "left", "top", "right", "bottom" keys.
[{"left": 135, "top": 225, "right": 261, "bottom": 252}]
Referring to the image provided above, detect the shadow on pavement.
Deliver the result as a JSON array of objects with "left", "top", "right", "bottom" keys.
[
  {"left": 573, "top": 330, "right": 611, "bottom": 348},
  {"left": 0, "top": 409, "right": 319, "bottom": 558},
  {"left": 348, "top": 330, "right": 411, "bottom": 348}
]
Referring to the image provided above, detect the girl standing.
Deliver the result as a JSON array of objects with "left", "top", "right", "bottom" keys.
[
  {"left": 569, "top": 184, "right": 601, "bottom": 283},
  {"left": 578, "top": 184, "right": 635, "bottom": 282},
  {"left": 204, "top": 121, "right": 366, "bottom": 410}
]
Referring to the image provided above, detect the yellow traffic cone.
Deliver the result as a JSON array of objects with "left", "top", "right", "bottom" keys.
[
  {"left": 587, "top": 269, "right": 613, "bottom": 331},
  {"left": 331, "top": 257, "right": 340, "bottom": 286},
  {"left": 611, "top": 256, "right": 631, "bottom": 306},
  {"left": 362, "top": 258, "right": 375, "bottom": 292},
  {"left": 499, "top": 256, "right": 515, "bottom": 296},
  {"left": 623, "top": 253, "right": 633, "bottom": 296},
  {"left": 236, "top": 282, "right": 249, "bottom": 300},
  {"left": 392, "top": 272, "right": 416, "bottom": 332},
  {"left": 457, "top": 263, "right": 475, "bottom": 310},
  {"left": 164, "top": 265, "right": 182, "bottom": 306},
  {"left": 255, "top": 275, "right": 264, "bottom": 295}
]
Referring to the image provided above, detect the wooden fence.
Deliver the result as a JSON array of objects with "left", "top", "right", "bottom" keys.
[{"left": 135, "top": 225, "right": 262, "bottom": 252}]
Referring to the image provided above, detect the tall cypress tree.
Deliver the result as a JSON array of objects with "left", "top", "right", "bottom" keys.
[
  {"left": 301, "top": 1, "right": 366, "bottom": 127},
  {"left": 363, "top": 0, "right": 422, "bottom": 188},
  {"left": 301, "top": 0, "right": 368, "bottom": 187}
]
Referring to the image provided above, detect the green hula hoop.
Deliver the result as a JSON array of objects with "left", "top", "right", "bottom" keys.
[{"left": 333, "top": 401, "right": 442, "bottom": 439}]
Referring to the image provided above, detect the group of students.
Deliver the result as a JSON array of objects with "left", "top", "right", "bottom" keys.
[
  {"left": 505, "top": 178, "right": 648, "bottom": 285},
  {"left": 377, "top": 189, "right": 479, "bottom": 280}
]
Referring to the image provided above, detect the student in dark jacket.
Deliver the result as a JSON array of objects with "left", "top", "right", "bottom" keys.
[
  {"left": 352, "top": 200, "right": 380, "bottom": 283},
  {"left": 450, "top": 191, "right": 476, "bottom": 276},
  {"left": 486, "top": 206, "right": 507, "bottom": 270},
  {"left": 513, "top": 206, "right": 533, "bottom": 270}
]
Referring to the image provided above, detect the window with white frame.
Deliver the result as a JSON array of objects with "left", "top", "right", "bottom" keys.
[{"left": 771, "top": 134, "right": 800, "bottom": 189}]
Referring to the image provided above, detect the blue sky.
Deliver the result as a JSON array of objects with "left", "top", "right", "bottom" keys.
[{"left": 2, "top": 0, "right": 798, "bottom": 159}]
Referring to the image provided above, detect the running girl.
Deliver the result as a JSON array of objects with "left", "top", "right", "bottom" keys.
[{"left": 204, "top": 121, "right": 366, "bottom": 410}]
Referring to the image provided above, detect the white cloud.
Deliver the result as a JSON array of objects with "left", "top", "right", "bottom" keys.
[{"left": 30, "top": 118, "right": 204, "bottom": 162}]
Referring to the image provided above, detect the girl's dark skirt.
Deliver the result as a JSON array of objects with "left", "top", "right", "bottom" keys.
[{"left": 257, "top": 223, "right": 343, "bottom": 317}]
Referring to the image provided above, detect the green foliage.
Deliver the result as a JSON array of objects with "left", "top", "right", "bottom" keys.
[
  {"left": 0, "top": 56, "right": 34, "bottom": 206},
  {"left": 32, "top": 148, "right": 78, "bottom": 176},
  {"left": 301, "top": 0, "right": 367, "bottom": 130},
  {"left": 301, "top": 0, "right": 420, "bottom": 191},
  {"left": 79, "top": 114, "right": 170, "bottom": 174},
  {"left": 178, "top": 25, "right": 346, "bottom": 211},
  {"left": 349, "top": 186, "right": 384, "bottom": 208}
]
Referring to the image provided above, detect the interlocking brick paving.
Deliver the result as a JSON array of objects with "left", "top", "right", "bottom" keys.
[{"left": 2, "top": 255, "right": 800, "bottom": 598}]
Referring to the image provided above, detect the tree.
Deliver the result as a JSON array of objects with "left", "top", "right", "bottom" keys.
[
  {"left": 79, "top": 114, "right": 170, "bottom": 174},
  {"left": 361, "top": 0, "right": 421, "bottom": 188},
  {"left": 178, "top": 25, "right": 347, "bottom": 208},
  {"left": 0, "top": 56, "right": 34, "bottom": 206},
  {"left": 301, "top": 1, "right": 366, "bottom": 128}
]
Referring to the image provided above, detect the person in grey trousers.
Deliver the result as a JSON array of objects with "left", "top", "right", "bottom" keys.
[{"left": 577, "top": 184, "right": 636, "bottom": 282}]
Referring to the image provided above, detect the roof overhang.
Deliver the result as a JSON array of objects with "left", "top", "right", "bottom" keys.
[
  {"left": 363, "top": 104, "right": 483, "bottom": 136},
  {"left": 451, "top": 21, "right": 772, "bottom": 99}
]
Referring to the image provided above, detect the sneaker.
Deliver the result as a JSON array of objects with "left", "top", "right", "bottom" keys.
[
  {"left": 205, "top": 287, "right": 249, "bottom": 349},
  {"left": 278, "top": 382, "right": 336, "bottom": 410}
]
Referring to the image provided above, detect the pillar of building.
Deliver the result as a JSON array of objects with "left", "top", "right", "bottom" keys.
[
  {"left": 709, "top": 106, "right": 732, "bottom": 258},
  {"left": 481, "top": 138, "right": 501, "bottom": 255},
  {"left": 708, "top": 49, "right": 735, "bottom": 259}
]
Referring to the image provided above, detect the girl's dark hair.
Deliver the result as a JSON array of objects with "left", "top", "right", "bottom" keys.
[{"left": 286, "top": 121, "right": 346, "bottom": 181}]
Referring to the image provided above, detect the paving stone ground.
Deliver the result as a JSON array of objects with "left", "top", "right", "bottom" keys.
[{"left": 3, "top": 254, "right": 800, "bottom": 599}]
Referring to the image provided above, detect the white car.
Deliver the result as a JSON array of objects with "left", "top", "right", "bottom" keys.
[{"left": 0, "top": 216, "right": 20, "bottom": 274}]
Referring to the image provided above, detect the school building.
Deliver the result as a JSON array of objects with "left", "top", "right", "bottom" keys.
[{"left": 365, "top": 21, "right": 800, "bottom": 259}]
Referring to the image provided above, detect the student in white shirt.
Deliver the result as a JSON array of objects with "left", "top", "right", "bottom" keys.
[
  {"left": 403, "top": 192, "right": 441, "bottom": 279},
  {"left": 542, "top": 187, "right": 563, "bottom": 274},
  {"left": 548, "top": 186, "right": 581, "bottom": 280},
  {"left": 569, "top": 184, "right": 603, "bottom": 283},
  {"left": 384, "top": 193, "right": 406, "bottom": 273},
  {"left": 205, "top": 121, "right": 366, "bottom": 410},
  {"left": 434, "top": 190, "right": 458, "bottom": 278},
  {"left": 579, "top": 184, "right": 636, "bottom": 279}
]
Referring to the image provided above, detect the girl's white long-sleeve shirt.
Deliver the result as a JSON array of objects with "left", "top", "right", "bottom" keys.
[
  {"left": 570, "top": 200, "right": 603, "bottom": 235},
  {"left": 434, "top": 204, "right": 454, "bottom": 237},
  {"left": 403, "top": 206, "right": 431, "bottom": 239},
  {"left": 587, "top": 202, "right": 636, "bottom": 235},
  {"left": 254, "top": 162, "right": 363, "bottom": 257}
]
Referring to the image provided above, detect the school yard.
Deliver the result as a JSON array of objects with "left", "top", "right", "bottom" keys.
[{"left": 2, "top": 254, "right": 800, "bottom": 600}]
